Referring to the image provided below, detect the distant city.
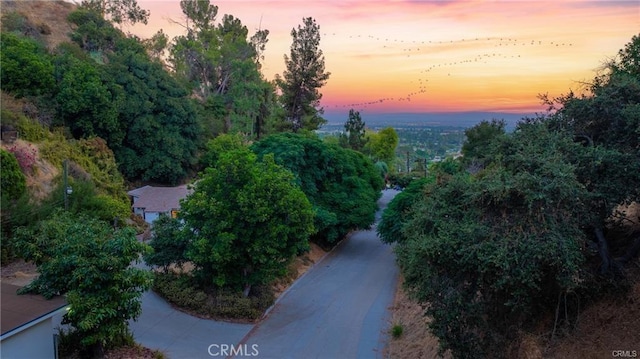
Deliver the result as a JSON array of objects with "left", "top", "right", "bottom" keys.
[
  {"left": 322, "top": 111, "right": 534, "bottom": 129},
  {"left": 320, "top": 111, "right": 535, "bottom": 170}
]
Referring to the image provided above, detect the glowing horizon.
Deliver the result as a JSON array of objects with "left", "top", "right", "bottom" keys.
[{"left": 133, "top": 1, "right": 638, "bottom": 115}]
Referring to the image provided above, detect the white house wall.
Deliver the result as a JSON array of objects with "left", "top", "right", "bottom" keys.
[{"left": 0, "top": 319, "right": 57, "bottom": 359}]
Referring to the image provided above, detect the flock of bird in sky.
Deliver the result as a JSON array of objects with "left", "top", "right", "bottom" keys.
[{"left": 321, "top": 33, "right": 575, "bottom": 111}]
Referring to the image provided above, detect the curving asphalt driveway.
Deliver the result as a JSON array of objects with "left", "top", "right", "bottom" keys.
[{"left": 130, "top": 190, "right": 399, "bottom": 359}]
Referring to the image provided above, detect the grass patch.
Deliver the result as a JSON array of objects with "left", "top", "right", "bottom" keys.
[
  {"left": 152, "top": 272, "right": 275, "bottom": 321},
  {"left": 391, "top": 323, "right": 404, "bottom": 339}
]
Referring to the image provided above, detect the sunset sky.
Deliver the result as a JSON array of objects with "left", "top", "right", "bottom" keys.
[{"left": 133, "top": 1, "right": 639, "bottom": 115}]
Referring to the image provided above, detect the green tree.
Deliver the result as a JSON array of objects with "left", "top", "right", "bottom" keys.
[
  {"left": 0, "top": 32, "right": 54, "bottom": 97},
  {"left": 0, "top": 149, "right": 28, "bottom": 264},
  {"left": 170, "top": 0, "right": 275, "bottom": 138},
  {"left": 199, "top": 132, "right": 245, "bottom": 169},
  {"left": 251, "top": 133, "right": 383, "bottom": 247},
  {"left": 53, "top": 46, "right": 122, "bottom": 143},
  {"left": 141, "top": 29, "right": 168, "bottom": 61},
  {"left": 542, "top": 34, "right": 640, "bottom": 274},
  {"left": 392, "top": 124, "right": 587, "bottom": 358},
  {"left": 36, "top": 180, "right": 130, "bottom": 224},
  {"left": 339, "top": 109, "right": 368, "bottom": 151},
  {"left": 379, "top": 34, "right": 640, "bottom": 359},
  {"left": 64, "top": 8, "right": 201, "bottom": 184},
  {"left": 461, "top": 119, "right": 506, "bottom": 167},
  {"left": 15, "top": 211, "right": 152, "bottom": 357},
  {"left": 144, "top": 216, "right": 190, "bottom": 272},
  {"left": 611, "top": 33, "right": 640, "bottom": 77},
  {"left": 107, "top": 37, "right": 201, "bottom": 184},
  {"left": 377, "top": 176, "right": 433, "bottom": 245},
  {"left": 80, "top": 0, "right": 150, "bottom": 25},
  {"left": 276, "top": 17, "right": 331, "bottom": 132},
  {"left": 365, "top": 127, "right": 399, "bottom": 168},
  {"left": 67, "top": 8, "right": 122, "bottom": 54},
  {"left": 181, "top": 139, "right": 314, "bottom": 295}
]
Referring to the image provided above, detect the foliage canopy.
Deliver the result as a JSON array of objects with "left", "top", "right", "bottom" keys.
[
  {"left": 380, "top": 35, "right": 640, "bottom": 358},
  {"left": 277, "top": 17, "right": 330, "bottom": 132},
  {"left": 15, "top": 211, "right": 152, "bottom": 355},
  {"left": 180, "top": 137, "right": 314, "bottom": 294},
  {"left": 251, "top": 133, "right": 383, "bottom": 246}
]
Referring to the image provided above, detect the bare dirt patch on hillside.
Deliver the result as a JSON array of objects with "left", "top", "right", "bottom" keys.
[
  {"left": 543, "top": 265, "right": 640, "bottom": 359},
  {"left": 0, "top": 0, "right": 76, "bottom": 50},
  {"left": 384, "top": 278, "right": 450, "bottom": 359},
  {"left": 1, "top": 138, "right": 60, "bottom": 201},
  {"left": 0, "top": 259, "right": 38, "bottom": 286}
]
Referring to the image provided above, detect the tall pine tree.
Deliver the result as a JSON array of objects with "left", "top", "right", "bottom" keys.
[{"left": 277, "top": 17, "right": 330, "bottom": 132}]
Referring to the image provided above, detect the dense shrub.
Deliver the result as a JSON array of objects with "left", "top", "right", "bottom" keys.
[
  {"left": 0, "top": 32, "right": 54, "bottom": 97},
  {"left": 153, "top": 272, "right": 275, "bottom": 321},
  {"left": 0, "top": 149, "right": 27, "bottom": 201}
]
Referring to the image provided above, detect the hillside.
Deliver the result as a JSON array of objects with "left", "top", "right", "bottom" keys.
[
  {"left": 386, "top": 261, "right": 640, "bottom": 358},
  {"left": 0, "top": 0, "right": 75, "bottom": 50}
]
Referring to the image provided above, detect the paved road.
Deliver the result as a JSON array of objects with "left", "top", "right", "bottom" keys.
[
  {"left": 238, "top": 190, "right": 400, "bottom": 359},
  {"left": 130, "top": 190, "right": 399, "bottom": 359},
  {"left": 131, "top": 290, "right": 254, "bottom": 358}
]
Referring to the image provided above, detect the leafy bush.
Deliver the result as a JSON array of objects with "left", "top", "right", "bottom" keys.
[
  {"left": 1, "top": 12, "right": 29, "bottom": 33},
  {"left": 153, "top": 272, "right": 274, "bottom": 321},
  {"left": 1, "top": 149, "right": 29, "bottom": 264},
  {"left": 0, "top": 32, "right": 54, "bottom": 97},
  {"left": 377, "top": 176, "right": 433, "bottom": 245},
  {"left": 0, "top": 149, "right": 26, "bottom": 201},
  {"left": 144, "top": 216, "right": 190, "bottom": 272},
  {"left": 57, "top": 326, "right": 135, "bottom": 358},
  {"left": 38, "top": 136, "right": 130, "bottom": 207},
  {"left": 386, "top": 173, "right": 415, "bottom": 188},
  {"left": 14, "top": 114, "right": 49, "bottom": 142},
  {"left": 391, "top": 324, "right": 404, "bottom": 339}
]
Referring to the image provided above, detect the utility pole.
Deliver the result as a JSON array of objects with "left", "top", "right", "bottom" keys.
[
  {"left": 63, "top": 159, "right": 69, "bottom": 211},
  {"left": 406, "top": 151, "right": 410, "bottom": 173},
  {"left": 425, "top": 157, "right": 428, "bottom": 178}
]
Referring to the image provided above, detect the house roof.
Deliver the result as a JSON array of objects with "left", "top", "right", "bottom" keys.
[
  {"left": 1, "top": 282, "right": 67, "bottom": 339},
  {"left": 127, "top": 185, "right": 191, "bottom": 213}
]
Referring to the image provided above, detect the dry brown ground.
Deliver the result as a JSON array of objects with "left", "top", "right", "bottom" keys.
[
  {"left": 542, "top": 266, "right": 640, "bottom": 359},
  {"left": 0, "top": 0, "right": 76, "bottom": 50},
  {"left": 384, "top": 278, "right": 450, "bottom": 359},
  {"left": 385, "top": 273, "right": 640, "bottom": 359},
  {"left": 0, "top": 259, "right": 38, "bottom": 286}
]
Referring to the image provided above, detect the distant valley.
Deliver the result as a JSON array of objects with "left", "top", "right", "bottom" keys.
[
  {"left": 320, "top": 111, "right": 535, "bottom": 166},
  {"left": 321, "top": 111, "right": 535, "bottom": 130}
]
